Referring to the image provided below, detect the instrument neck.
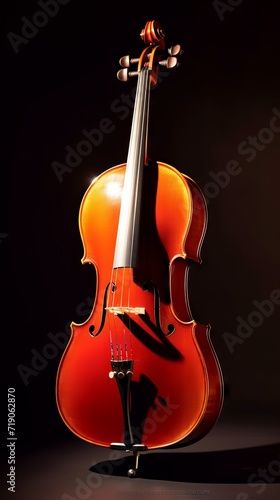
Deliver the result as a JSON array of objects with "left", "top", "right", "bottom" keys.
[{"left": 113, "top": 68, "right": 151, "bottom": 269}]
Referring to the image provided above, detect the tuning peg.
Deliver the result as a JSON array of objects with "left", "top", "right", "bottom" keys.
[
  {"left": 117, "top": 68, "right": 138, "bottom": 81},
  {"left": 119, "top": 55, "right": 140, "bottom": 68},
  {"left": 158, "top": 56, "right": 179, "bottom": 69},
  {"left": 168, "top": 44, "right": 183, "bottom": 56}
]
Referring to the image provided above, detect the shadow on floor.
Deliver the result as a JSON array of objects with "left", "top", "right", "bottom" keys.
[{"left": 90, "top": 443, "right": 280, "bottom": 482}]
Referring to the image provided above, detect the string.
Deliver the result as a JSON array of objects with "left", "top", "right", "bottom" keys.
[{"left": 108, "top": 67, "right": 151, "bottom": 362}]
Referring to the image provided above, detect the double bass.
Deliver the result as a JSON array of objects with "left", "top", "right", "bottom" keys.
[{"left": 56, "top": 20, "right": 224, "bottom": 477}]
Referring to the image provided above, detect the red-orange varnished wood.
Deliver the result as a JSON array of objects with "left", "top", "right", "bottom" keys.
[{"left": 56, "top": 161, "right": 223, "bottom": 449}]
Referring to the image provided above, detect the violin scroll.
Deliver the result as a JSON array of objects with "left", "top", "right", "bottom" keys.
[
  {"left": 140, "top": 20, "right": 165, "bottom": 44},
  {"left": 117, "top": 20, "right": 182, "bottom": 82}
]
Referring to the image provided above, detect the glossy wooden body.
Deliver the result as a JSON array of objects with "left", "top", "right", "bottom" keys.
[{"left": 56, "top": 161, "right": 223, "bottom": 449}]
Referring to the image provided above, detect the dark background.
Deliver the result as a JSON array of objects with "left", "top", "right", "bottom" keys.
[{"left": 1, "top": 0, "right": 280, "bottom": 497}]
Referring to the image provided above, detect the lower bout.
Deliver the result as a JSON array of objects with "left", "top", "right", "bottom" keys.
[{"left": 56, "top": 373, "right": 221, "bottom": 450}]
